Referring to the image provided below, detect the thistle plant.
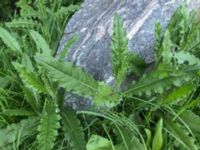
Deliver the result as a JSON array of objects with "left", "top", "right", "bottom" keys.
[{"left": 0, "top": 1, "right": 200, "bottom": 150}]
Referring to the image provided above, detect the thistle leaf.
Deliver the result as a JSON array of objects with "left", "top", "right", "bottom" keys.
[
  {"left": 35, "top": 54, "right": 98, "bottom": 98},
  {"left": 184, "top": 28, "right": 200, "bottom": 53},
  {"left": 124, "top": 64, "right": 192, "bottom": 96},
  {"left": 13, "top": 62, "right": 47, "bottom": 94},
  {"left": 161, "top": 30, "right": 173, "bottom": 64},
  {"left": 37, "top": 100, "right": 61, "bottom": 150},
  {"left": 58, "top": 35, "right": 80, "bottom": 60},
  {"left": 0, "top": 27, "right": 21, "bottom": 53},
  {"left": 30, "top": 30, "right": 52, "bottom": 56},
  {"left": 94, "top": 82, "right": 121, "bottom": 108},
  {"left": 111, "top": 14, "right": 129, "bottom": 86},
  {"left": 154, "top": 22, "right": 163, "bottom": 61},
  {"left": 167, "top": 2, "right": 189, "bottom": 45},
  {"left": 62, "top": 110, "right": 86, "bottom": 150}
]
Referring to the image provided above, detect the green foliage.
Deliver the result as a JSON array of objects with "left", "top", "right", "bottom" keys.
[
  {"left": 35, "top": 54, "right": 98, "bottom": 98},
  {"left": 180, "top": 111, "right": 200, "bottom": 136},
  {"left": 10, "top": 0, "right": 80, "bottom": 51},
  {"left": 0, "top": 27, "right": 21, "bottom": 53},
  {"left": 0, "top": 0, "right": 85, "bottom": 149},
  {"left": 145, "top": 128, "right": 152, "bottom": 148},
  {"left": 161, "top": 30, "right": 173, "bottom": 64},
  {"left": 114, "top": 125, "right": 144, "bottom": 150},
  {"left": 61, "top": 110, "right": 86, "bottom": 150},
  {"left": 93, "top": 82, "right": 121, "bottom": 107},
  {"left": 86, "top": 135, "right": 113, "bottom": 150},
  {"left": 0, "top": 109, "right": 34, "bottom": 116},
  {"left": 37, "top": 100, "right": 61, "bottom": 150},
  {"left": 78, "top": 111, "right": 146, "bottom": 150},
  {"left": 0, "top": 0, "right": 18, "bottom": 21},
  {"left": 58, "top": 35, "right": 80, "bottom": 60},
  {"left": 124, "top": 64, "right": 193, "bottom": 96},
  {"left": 164, "top": 115, "right": 198, "bottom": 150},
  {"left": 174, "top": 51, "right": 200, "bottom": 65},
  {"left": 111, "top": 14, "right": 129, "bottom": 87},
  {"left": 29, "top": 30, "right": 52, "bottom": 56},
  {"left": 13, "top": 62, "right": 47, "bottom": 93},
  {"left": 154, "top": 22, "right": 162, "bottom": 61},
  {"left": 161, "top": 83, "right": 195, "bottom": 105},
  {"left": 1, "top": 1, "right": 200, "bottom": 150},
  {"left": 5, "top": 18, "right": 38, "bottom": 28},
  {"left": 111, "top": 14, "right": 145, "bottom": 87},
  {"left": 152, "top": 119, "right": 163, "bottom": 150},
  {"left": 0, "top": 117, "right": 39, "bottom": 148}
]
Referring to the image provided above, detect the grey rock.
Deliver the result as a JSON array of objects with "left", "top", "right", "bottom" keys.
[
  {"left": 57, "top": 0, "right": 200, "bottom": 110},
  {"left": 64, "top": 93, "right": 93, "bottom": 110}
]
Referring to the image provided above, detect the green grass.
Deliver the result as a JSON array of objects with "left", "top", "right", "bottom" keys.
[{"left": 0, "top": 1, "right": 200, "bottom": 150}]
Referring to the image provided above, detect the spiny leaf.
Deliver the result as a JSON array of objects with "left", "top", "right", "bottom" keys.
[
  {"left": 30, "top": 30, "right": 52, "bottom": 56},
  {"left": 161, "top": 30, "right": 173, "bottom": 64},
  {"left": 16, "top": 0, "right": 38, "bottom": 18},
  {"left": 178, "top": 4, "right": 190, "bottom": 47},
  {"left": 184, "top": 28, "right": 200, "bottom": 53},
  {"left": 124, "top": 64, "right": 192, "bottom": 96},
  {"left": 167, "top": 3, "right": 200, "bottom": 53},
  {"left": 167, "top": 2, "right": 190, "bottom": 45},
  {"left": 152, "top": 118, "right": 163, "bottom": 150},
  {"left": 61, "top": 110, "right": 86, "bottom": 150},
  {"left": 13, "top": 62, "right": 47, "bottom": 94},
  {"left": 37, "top": 100, "right": 61, "bottom": 150},
  {"left": 154, "top": 22, "right": 163, "bottom": 62},
  {"left": 111, "top": 14, "right": 129, "bottom": 86},
  {"left": 35, "top": 54, "right": 98, "bottom": 98},
  {"left": 0, "top": 27, "right": 21, "bottom": 53},
  {"left": 93, "top": 82, "right": 121, "bottom": 108},
  {"left": 21, "top": 54, "right": 34, "bottom": 72},
  {"left": 58, "top": 35, "right": 80, "bottom": 60}
]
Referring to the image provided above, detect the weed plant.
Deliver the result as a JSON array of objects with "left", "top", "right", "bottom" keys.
[{"left": 0, "top": 1, "right": 200, "bottom": 150}]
